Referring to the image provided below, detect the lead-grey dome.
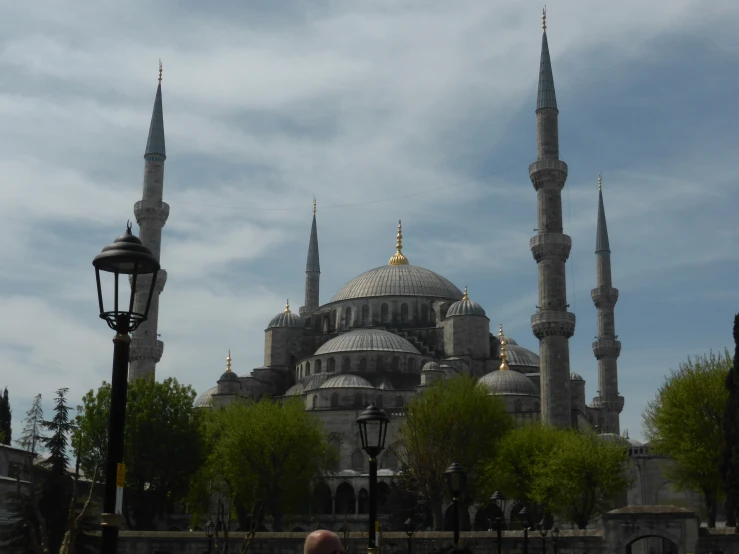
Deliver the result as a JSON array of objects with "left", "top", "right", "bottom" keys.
[
  {"left": 284, "top": 383, "right": 305, "bottom": 396},
  {"left": 330, "top": 265, "right": 463, "bottom": 302},
  {"left": 303, "top": 373, "right": 331, "bottom": 391},
  {"left": 479, "top": 370, "right": 538, "bottom": 396},
  {"left": 570, "top": 372, "right": 584, "bottom": 381},
  {"left": 219, "top": 371, "right": 239, "bottom": 382},
  {"left": 497, "top": 336, "right": 540, "bottom": 369},
  {"left": 194, "top": 386, "right": 217, "bottom": 408},
  {"left": 315, "top": 329, "right": 421, "bottom": 355},
  {"left": 423, "top": 361, "right": 441, "bottom": 371},
  {"left": 447, "top": 298, "right": 486, "bottom": 317},
  {"left": 268, "top": 310, "right": 303, "bottom": 329},
  {"left": 321, "top": 374, "right": 375, "bottom": 389}
]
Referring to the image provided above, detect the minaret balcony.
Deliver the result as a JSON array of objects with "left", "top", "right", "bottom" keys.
[
  {"left": 529, "top": 159, "right": 568, "bottom": 190},
  {"left": 130, "top": 269, "right": 167, "bottom": 294},
  {"left": 592, "top": 338, "right": 621, "bottom": 359},
  {"left": 530, "top": 233, "right": 571, "bottom": 262},
  {"left": 591, "top": 286, "right": 619, "bottom": 307},
  {"left": 590, "top": 395, "right": 624, "bottom": 413},
  {"left": 531, "top": 310, "right": 576, "bottom": 339},
  {"left": 129, "top": 338, "right": 164, "bottom": 364},
  {"left": 134, "top": 200, "right": 170, "bottom": 228}
]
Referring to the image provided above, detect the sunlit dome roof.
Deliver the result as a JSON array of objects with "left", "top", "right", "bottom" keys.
[
  {"left": 268, "top": 300, "right": 303, "bottom": 329},
  {"left": 446, "top": 287, "right": 486, "bottom": 317},
  {"left": 315, "top": 329, "right": 420, "bottom": 356},
  {"left": 497, "top": 336, "right": 540, "bottom": 369},
  {"left": 422, "top": 361, "right": 441, "bottom": 371},
  {"left": 284, "top": 383, "right": 305, "bottom": 396},
  {"left": 303, "top": 373, "right": 331, "bottom": 391},
  {"left": 570, "top": 372, "right": 584, "bottom": 381},
  {"left": 479, "top": 370, "right": 538, "bottom": 396},
  {"left": 321, "top": 374, "right": 375, "bottom": 389},
  {"left": 330, "top": 265, "right": 463, "bottom": 303},
  {"left": 194, "top": 386, "right": 217, "bottom": 408}
]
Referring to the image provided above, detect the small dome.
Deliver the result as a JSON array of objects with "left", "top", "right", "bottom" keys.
[
  {"left": 446, "top": 287, "right": 486, "bottom": 317},
  {"left": 268, "top": 300, "right": 303, "bottom": 329},
  {"left": 284, "top": 383, "right": 305, "bottom": 396},
  {"left": 194, "top": 386, "right": 217, "bottom": 408},
  {"left": 303, "top": 373, "right": 331, "bottom": 391},
  {"left": 219, "top": 371, "right": 239, "bottom": 382},
  {"left": 321, "top": 374, "right": 375, "bottom": 389},
  {"left": 315, "top": 329, "right": 420, "bottom": 356},
  {"left": 422, "top": 361, "right": 441, "bottom": 371},
  {"left": 479, "top": 370, "right": 538, "bottom": 396},
  {"left": 570, "top": 372, "right": 584, "bottom": 381}
]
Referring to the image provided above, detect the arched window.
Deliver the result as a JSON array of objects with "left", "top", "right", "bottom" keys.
[
  {"left": 312, "top": 483, "right": 333, "bottom": 515},
  {"left": 376, "top": 357, "right": 385, "bottom": 372},
  {"left": 382, "top": 450, "right": 399, "bottom": 470},
  {"left": 342, "top": 357, "right": 351, "bottom": 372},
  {"left": 359, "top": 357, "right": 367, "bottom": 372},
  {"left": 421, "top": 304, "right": 429, "bottom": 322},
  {"left": 351, "top": 450, "right": 364, "bottom": 472},
  {"left": 335, "top": 482, "right": 356, "bottom": 515},
  {"left": 376, "top": 395, "right": 384, "bottom": 409},
  {"left": 362, "top": 305, "right": 369, "bottom": 324},
  {"left": 358, "top": 489, "right": 369, "bottom": 514},
  {"left": 315, "top": 359, "right": 322, "bottom": 373},
  {"left": 408, "top": 358, "right": 416, "bottom": 372},
  {"left": 306, "top": 361, "right": 311, "bottom": 376},
  {"left": 331, "top": 310, "right": 337, "bottom": 329},
  {"left": 381, "top": 304, "right": 389, "bottom": 323},
  {"left": 344, "top": 307, "right": 352, "bottom": 328},
  {"left": 430, "top": 308, "right": 436, "bottom": 323},
  {"left": 354, "top": 393, "right": 364, "bottom": 408},
  {"left": 400, "top": 303, "right": 409, "bottom": 322},
  {"left": 391, "top": 357, "right": 400, "bottom": 371},
  {"left": 312, "top": 395, "right": 318, "bottom": 409},
  {"left": 331, "top": 393, "right": 340, "bottom": 408},
  {"left": 296, "top": 368, "right": 299, "bottom": 380},
  {"left": 322, "top": 316, "right": 330, "bottom": 334},
  {"left": 328, "top": 358, "right": 336, "bottom": 372},
  {"left": 395, "top": 396, "right": 404, "bottom": 408}
]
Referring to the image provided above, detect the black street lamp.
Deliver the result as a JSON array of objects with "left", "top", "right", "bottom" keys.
[
  {"left": 518, "top": 507, "right": 530, "bottom": 554},
  {"left": 93, "top": 223, "right": 160, "bottom": 553},
  {"left": 491, "top": 491, "right": 507, "bottom": 554},
  {"left": 537, "top": 519, "right": 548, "bottom": 554},
  {"left": 356, "top": 403, "right": 389, "bottom": 554},
  {"left": 552, "top": 527, "right": 560, "bottom": 554},
  {"left": 444, "top": 462, "right": 466, "bottom": 546},
  {"left": 404, "top": 518, "right": 414, "bottom": 554},
  {"left": 205, "top": 520, "right": 215, "bottom": 554}
]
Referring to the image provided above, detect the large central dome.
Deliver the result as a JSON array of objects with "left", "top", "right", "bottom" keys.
[{"left": 330, "top": 265, "right": 463, "bottom": 303}]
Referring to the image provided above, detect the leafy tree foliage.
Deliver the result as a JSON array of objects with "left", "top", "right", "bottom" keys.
[
  {"left": 18, "top": 393, "right": 44, "bottom": 455},
  {"left": 721, "top": 314, "right": 739, "bottom": 526},
  {"left": 384, "top": 464, "right": 433, "bottom": 531},
  {"left": 74, "top": 376, "right": 203, "bottom": 530},
  {"left": 643, "top": 350, "right": 732, "bottom": 527},
  {"left": 0, "top": 387, "right": 12, "bottom": 445},
  {"left": 199, "top": 397, "right": 334, "bottom": 531},
  {"left": 399, "top": 375, "right": 513, "bottom": 530}
]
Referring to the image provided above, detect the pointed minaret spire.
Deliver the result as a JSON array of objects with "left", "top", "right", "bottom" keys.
[
  {"left": 537, "top": 7, "right": 558, "bottom": 112},
  {"left": 498, "top": 324, "right": 510, "bottom": 371},
  {"left": 389, "top": 220, "right": 410, "bottom": 265},
  {"left": 591, "top": 174, "right": 623, "bottom": 433},
  {"left": 129, "top": 63, "right": 170, "bottom": 381},
  {"left": 301, "top": 200, "right": 321, "bottom": 315},
  {"left": 226, "top": 350, "right": 232, "bottom": 373}
]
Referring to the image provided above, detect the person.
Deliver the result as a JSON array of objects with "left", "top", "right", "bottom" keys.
[{"left": 303, "top": 529, "right": 344, "bottom": 554}]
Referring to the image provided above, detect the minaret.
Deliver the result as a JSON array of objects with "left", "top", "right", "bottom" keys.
[
  {"left": 529, "top": 9, "right": 576, "bottom": 428},
  {"left": 129, "top": 62, "right": 169, "bottom": 381},
  {"left": 590, "top": 175, "right": 624, "bottom": 433},
  {"left": 300, "top": 198, "right": 320, "bottom": 316}
]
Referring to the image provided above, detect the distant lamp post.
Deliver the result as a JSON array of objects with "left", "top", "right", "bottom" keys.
[
  {"left": 552, "top": 527, "right": 560, "bottom": 554},
  {"left": 356, "top": 403, "right": 389, "bottom": 554},
  {"left": 537, "top": 519, "right": 548, "bottom": 554},
  {"left": 93, "top": 223, "right": 160, "bottom": 554},
  {"left": 518, "top": 507, "right": 530, "bottom": 554},
  {"left": 205, "top": 520, "right": 215, "bottom": 554},
  {"left": 444, "top": 462, "right": 466, "bottom": 546},
  {"left": 491, "top": 491, "right": 507, "bottom": 554},
  {"left": 404, "top": 518, "right": 414, "bottom": 554}
]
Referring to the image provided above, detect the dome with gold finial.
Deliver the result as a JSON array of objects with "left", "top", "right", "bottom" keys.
[
  {"left": 267, "top": 300, "right": 304, "bottom": 329},
  {"left": 219, "top": 350, "right": 239, "bottom": 382},
  {"left": 478, "top": 324, "right": 538, "bottom": 396},
  {"left": 446, "top": 286, "right": 486, "bottom": 317}
]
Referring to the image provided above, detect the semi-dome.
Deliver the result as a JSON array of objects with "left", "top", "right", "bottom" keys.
[
  {"left": 446, "top": 287, "right": 486, "bottom": 317},
  {"left": 570, "top": 372, "right": 584, "bottom": 381},
  {"left": 422, "top": 361, "right": 441, "bottom": 371},
  {"left": 479, "top": 370, "right": 538, "bottom": 396},
  {"left": 284, "top": 383, "right": 305, "bottom": 396},
  {"left": 268, "top": 300, "right": 303, "bottom": 329},
  {"left": 495, "top": 327, "right": 540, "bottom": 370},
  {"left": 315, "top": 329, "right": 421, "bottom": 356},
  {"left": 194, "top": 386, "right": 217, "bottom": 408},
  {"left": 303, "top": 373, "right": 331, "bottom": 391},
  {"left": 330, "top": 265, "right": 462, "bottom": 303},
  {"left": 321, "top": 374, "right": 375, "bottom": 389}
]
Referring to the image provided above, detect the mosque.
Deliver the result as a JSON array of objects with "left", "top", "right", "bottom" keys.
[{"left": 126, "top": 11, "right": 704, "bottom": 532}]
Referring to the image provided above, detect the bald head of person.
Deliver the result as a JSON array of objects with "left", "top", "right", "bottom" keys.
[{"left": 303, "top": 530, "right": 344, "bottom": 554}]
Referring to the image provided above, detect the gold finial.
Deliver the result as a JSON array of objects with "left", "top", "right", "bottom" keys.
[
  {"left": 462, "top": 286, "right": 469, "bottom": 300},
  {"left": 498, "top": 324, "right": 509, "bottom": 371},
  {"left": 226, "top": 349, "right": 232, "bottom": 372},
  {"left": 285, "top": 299, "right": 291, "bottom": 313},
  {"left": 388, "top": 220, "right": 410, "bottom": 265},
  {"left": 313, "top": 196, "right": 316, "bottom": 215},
  {"left": 542, "top": 6, "right": 547, "bottom": 32},
  {"left": 598, "top": 173, "right": 602, "bottom": 191},
  {"left": 158, "top": 59, "right": 163, "bottom": 84}
]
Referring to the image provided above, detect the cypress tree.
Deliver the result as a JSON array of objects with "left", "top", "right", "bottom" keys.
[
  {"left": 0, "top": 387, "right": 12, "bottom": 445},
  {"left": 721, "top": 314, "right": 739, "bottom": 526}
]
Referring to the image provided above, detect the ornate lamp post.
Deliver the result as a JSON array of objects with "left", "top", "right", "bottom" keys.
[
  {"left": 444, "top": 462, "right": 466, "bottom": 546},
  {"left": 205, "top": 520, "right": 215, "bottom": 554},
  {"left": 518, "top": 507, "right": 530, "bottom": 554},
  {"left": 93, "top": 223, "right": 160, "bottom": 553},
  {"left": 537, "top": 519, "right": 548, "bottom": 554},
  {"left": 356, "top": 403, "right": 389, "bottom": 554},
  {"left": 552, "top": 527, "right": 560, "bottom": 554},
  {"left": 404, "top": 518, "right": 414, "bottom": 554},
  {"left": 490, "top": 491, "right": 507, "bottom": 554}
]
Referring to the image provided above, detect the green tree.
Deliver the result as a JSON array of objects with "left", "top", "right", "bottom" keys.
[
  {"left": 399, "top": 375, "right": 513, "bottom": 530},
  {"left": 643, "top": 350, "right": 732, "bottom": 528},
  {"left": 530, "top": 429, "right": 631, "bottom": 529},
  {"left": 721, "top": 314, "right": 739, "bottom": 526},
  {"left": 0, "top": 387, "right": 12, "bottom": 445},
  {"left": 74, "top": 376, "right": 203, "bottom": 530},
  {"left": 201, "top": 397, "right": 334, "bottom": 531}
]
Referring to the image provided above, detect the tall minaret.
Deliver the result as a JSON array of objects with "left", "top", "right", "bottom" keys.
[
  {"left": 300, "top": 198, "right": 320, "bottom": 316},
  {"left": 529, "top": 9, "right": 576, "bottom": 428},
  {"left": 129, "top": 62, "right": 169, "bottom": 381},
  {"left": 590, "top": 175, "right": 623, "bottom": 433}
]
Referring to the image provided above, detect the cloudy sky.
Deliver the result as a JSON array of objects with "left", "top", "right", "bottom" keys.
[{"left": 0, "top": 0, "right": 736, "bottom": 443}]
